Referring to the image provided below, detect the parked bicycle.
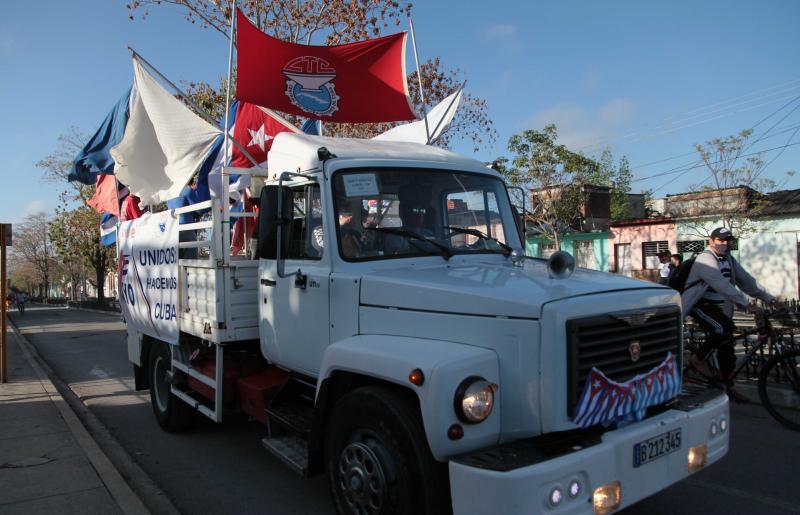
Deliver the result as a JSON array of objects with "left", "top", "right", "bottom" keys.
[{"left": 685, "top": 308, "right": 800, "bottom": 430}]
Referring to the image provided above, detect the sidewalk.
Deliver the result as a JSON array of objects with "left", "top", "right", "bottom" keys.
[{"left": 0, "top": 324, "right": 150, "bottom": 515}]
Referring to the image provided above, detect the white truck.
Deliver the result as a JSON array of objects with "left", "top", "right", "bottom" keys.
[{"left": 126, "top": 133, "right": 729, "bottom": 515}]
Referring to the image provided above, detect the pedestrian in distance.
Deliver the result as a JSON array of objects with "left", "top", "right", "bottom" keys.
[
  {"left": 657, "top": 250, "right": 673, "bottom": 285},
  {"left": 681, "top": 227, "right": 775, "bottom": 402},
  {"left": 668, "top": 253, "right": 683, "bottom": 283}
]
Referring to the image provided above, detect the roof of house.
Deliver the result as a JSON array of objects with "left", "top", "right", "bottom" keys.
[
  {"left": 753, "top": 188, "right": 800, "bottom": 216},
  {"left": 609, "top": 216, "right": 675, "bottom": 227}
]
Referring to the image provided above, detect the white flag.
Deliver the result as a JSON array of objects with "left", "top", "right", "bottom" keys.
[
  {"left": 111, "top": 57, "right": 221, "bottom": 204},
  {"left": 373, "top": 89, "right": 463, "bottom": 145}
]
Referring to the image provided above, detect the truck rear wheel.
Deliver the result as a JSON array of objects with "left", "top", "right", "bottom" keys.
[
  {"left": 325, "top": 386, "right": 448, "bottom": 515},
  {"left": 149, "top": 341, "right": 193, "bottom": 432}
]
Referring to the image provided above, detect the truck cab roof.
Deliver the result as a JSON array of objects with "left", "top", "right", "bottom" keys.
[{"left": 267, "top": 133, "right": 494, "bottom": 178}]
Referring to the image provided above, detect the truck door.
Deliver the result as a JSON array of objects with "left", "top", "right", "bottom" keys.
[{"left": 259, "top": 183, "right": 331, "bottom": 375}]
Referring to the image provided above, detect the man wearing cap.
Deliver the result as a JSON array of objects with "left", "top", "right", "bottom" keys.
[{"left": 682, "top": 226, "right": 775, "bottom": 402}]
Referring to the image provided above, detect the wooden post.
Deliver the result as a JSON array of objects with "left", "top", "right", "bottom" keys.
[{"left": 1, "top": 223, "right": 7, "bottom": 383}]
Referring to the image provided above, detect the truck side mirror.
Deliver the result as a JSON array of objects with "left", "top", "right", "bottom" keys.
[{"left": 257, "top": 185, "right": 293, "bottom": 260}]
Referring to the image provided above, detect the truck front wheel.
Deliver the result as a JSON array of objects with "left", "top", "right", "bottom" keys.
[
  {"left": 325, "top": 386, "right": 448, "bottom": 515},
  {"left": 149, "top": 341, "right": 193, "bottom": 432}
]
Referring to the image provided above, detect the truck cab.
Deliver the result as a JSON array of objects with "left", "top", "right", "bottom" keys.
[{"left": 129, "top": 133, "right": 729, "bottom": 515}]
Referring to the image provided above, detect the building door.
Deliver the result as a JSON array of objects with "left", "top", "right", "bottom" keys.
[
  {"left": 616, "top": 243, "right": 632, "bottom": 276},
  {"left": 574, "top": 240, "right": 596, "bottom": 270}
]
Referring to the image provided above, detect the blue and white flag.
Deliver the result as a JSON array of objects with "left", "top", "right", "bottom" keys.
[
  {"left": 573, "top": 353, "right": 681, "bottom": 428},
  {"left": 70, "top": 87, "right": 133, "bottom": 184},
  {"left": 300, "top": 119, "right": 320, "bottom": 135},
  {"left": 100, "top": 213, "right": 118, "bottom": 247}
]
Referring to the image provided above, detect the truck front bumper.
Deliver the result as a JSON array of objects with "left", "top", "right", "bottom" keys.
[{"left": 449, "top": 391, "right": 729, "bottom": 515}]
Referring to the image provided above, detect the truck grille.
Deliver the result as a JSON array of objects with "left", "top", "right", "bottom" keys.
[{"left": 566, "top": 306, "right": 682, "bottom": 416}]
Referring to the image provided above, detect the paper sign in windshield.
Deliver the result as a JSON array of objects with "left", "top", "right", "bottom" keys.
[{"left": 342, "top": 173, "right": 379, "bottom": 197}]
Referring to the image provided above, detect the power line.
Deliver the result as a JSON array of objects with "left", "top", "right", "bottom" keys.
[
  {"left": 577, "top": 80, "right": 800, "bottom": 152},
  {"left": 744, "top": 97, "right": 800, "bottom": 151},
  {"left": 762, "top": 126, "right": 800, "bottom": 171},
  {"left": 631, "top": 122, "right": 800, "bottom": 172},
  {"left": 632, "top": 141, "right": 800, "bottom": 183}
]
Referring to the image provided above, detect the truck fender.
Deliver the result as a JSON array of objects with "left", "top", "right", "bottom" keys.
[{"left": 317, "top": 335, "right": 501, "bottom": 461}]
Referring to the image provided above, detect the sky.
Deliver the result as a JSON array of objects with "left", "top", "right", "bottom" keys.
[{"left": 1, "top": 0, "right": 799, "bottom": 224}]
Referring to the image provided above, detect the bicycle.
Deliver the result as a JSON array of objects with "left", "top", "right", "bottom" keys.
[
  {"left": 684, "top": 308, "right": 800, "bottom": 431},
  {"left": 16, "top": 300, "right": 25, "bottom": 315}
]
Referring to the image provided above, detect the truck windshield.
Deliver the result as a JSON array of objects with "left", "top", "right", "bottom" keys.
[{"left": 332, "top": 169, "right": 519, "bottom": 261}]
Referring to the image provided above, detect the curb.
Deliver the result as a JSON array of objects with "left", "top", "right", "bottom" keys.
[
  {"left": 8, "top": 320, "right": 181, "bottom": 515},
  {"left": 8, "top": 323, "right": 151, "bottom": 515}
]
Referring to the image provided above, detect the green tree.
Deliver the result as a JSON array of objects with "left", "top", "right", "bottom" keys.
[
  {"left": 502, "top": 124, "right": 599, "bottom": 249},
  {"left": 128, "top": 0, "right": 495, "bottom": 152},
  {"left": 48, "top": 206, "right": 116, "bottom": 305},
  {"left": 582, "top": 149, "right": 632, "bottom": 221},
  {"left": 37, "top": 129, "right": 117, "bottom": 304}
]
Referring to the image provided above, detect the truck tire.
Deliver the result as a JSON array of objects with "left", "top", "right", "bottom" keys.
[
  {"left": 325, "top": 385, "right": 449, "bottom": 515},
  {"left": 149, "top": 341, "right": 193, "bottom": 432}
]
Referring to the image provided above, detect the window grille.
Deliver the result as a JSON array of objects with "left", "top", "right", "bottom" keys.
[
  {"left": 677, "top": 240, "right": 704, "bottom": 254},
  {"left": 642, "top": 240, "right": 669, "bottom": 269},
  {"left": 642, "top": 241, "right": 669, "bottom": 256}
]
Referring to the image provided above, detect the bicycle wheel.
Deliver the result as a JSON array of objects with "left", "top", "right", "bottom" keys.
[{"left": 758, "top": 349, "right": 800, "bottom": 431}]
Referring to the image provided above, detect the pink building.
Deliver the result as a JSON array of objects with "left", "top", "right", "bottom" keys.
[{"left": 609, "top": 218, "right": 676, "bottom": 281}]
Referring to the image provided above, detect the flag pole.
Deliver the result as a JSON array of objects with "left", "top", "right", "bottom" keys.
[
  {"left": 427, "top": 80, "right": 467, "bottom": 145},
  {"left": 409, "top": 17, "right": 430, "bottom": 144},
  {"left": 222, "top": 0, "right": 237, "bottom": 259},
  {"left": 127, "top": 47, "right": 262, "bottom": 169}
]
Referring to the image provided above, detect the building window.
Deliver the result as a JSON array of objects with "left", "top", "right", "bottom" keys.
[
  {"left": 540, "top": 243, "right": 557, "bottom": 259},
  {"left": 642, "top": 240, "right": 669, "bottom": 269},
  {"left": 574, "top": 240, "right": 596, "bottom": 269}
]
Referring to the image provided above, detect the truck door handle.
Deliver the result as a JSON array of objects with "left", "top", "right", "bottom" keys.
[
  {"left": 294, "top": 273, "right": 307, "bottom": 290},
  {"left": 260, "top": 278, "right": 276, "bottom": 287}
]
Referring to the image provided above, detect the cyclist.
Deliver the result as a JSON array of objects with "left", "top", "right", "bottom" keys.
[
  {"left": 15, "top": 291, "right": 27, "bottom": 315},
  {"left": 682, "top": 227, "right": 775, "bottom": 402}
]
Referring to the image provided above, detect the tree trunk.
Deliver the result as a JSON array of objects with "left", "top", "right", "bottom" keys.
[{"left": 95, "top": 249, "right": 106, "bottom": 306}]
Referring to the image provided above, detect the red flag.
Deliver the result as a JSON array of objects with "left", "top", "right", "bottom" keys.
[
  {"left": 121, "top": 195, "right": 143, "bottom": 221},
  {"left": 87, "top": 174, "right": 120, "bottom": 215},
  {"left": 231, "top": 101, "right": 299, "bottom": 167},
  {"left": 236, "top": 9, "right": 415, "bottom": 123}
]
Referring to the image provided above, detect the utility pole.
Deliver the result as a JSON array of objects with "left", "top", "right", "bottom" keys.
[{"left": 1, "top": 223, "right": 11, "bottom": 383}]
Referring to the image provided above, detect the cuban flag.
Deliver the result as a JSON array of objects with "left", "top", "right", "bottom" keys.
[
  {"left": 573, "top": 353, "right": 682, "bottom": 428},
  {"left": 100, "top": 213, "right": 118, "bottom": 247}
]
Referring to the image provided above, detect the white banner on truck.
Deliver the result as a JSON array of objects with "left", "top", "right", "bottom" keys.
[{"left": 118, "top": 211, "right": 179, "bottom": 344}]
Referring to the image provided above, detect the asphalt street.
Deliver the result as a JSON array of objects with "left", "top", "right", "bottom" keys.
[{"left": 8, "top": 306, "right": 800, "bottom": 515}]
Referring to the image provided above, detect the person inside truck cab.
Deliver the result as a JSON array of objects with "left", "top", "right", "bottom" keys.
[
  {"left": 337, "top": 200, "right": 366, "bottom": 258},
  {"left": 398, "top": 186, "right": 434, "bottom": 235}
]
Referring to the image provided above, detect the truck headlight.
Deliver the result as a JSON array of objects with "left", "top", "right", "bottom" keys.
[{"left": 454, "top": 376, "right": 497, "bottom": 423}]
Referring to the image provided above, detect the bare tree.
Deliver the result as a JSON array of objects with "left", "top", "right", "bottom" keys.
[
  {"left": 128, "top": 1, "right": 495, "bottom": 152},
  {"left": 673, "top": 130, "right": 795, "bottom": 238},
  {"left": 11, "top": 213, "right": 57, "bottom": 300},
  {"left": 36, "top": 127, "right": 94, "bottom": 204}
]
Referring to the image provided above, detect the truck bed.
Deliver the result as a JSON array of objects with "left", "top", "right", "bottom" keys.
[{"left": 179, "top": 258, "right": 260, "bottom": 342}]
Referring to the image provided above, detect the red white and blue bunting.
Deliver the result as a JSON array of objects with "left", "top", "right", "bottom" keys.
[{"left": 573, "top": 353, "right": 681, "bottom": 428}]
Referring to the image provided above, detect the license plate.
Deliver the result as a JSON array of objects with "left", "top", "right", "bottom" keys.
[{"left": 633, "top": 428, "right": 682, "bottom": 468}]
